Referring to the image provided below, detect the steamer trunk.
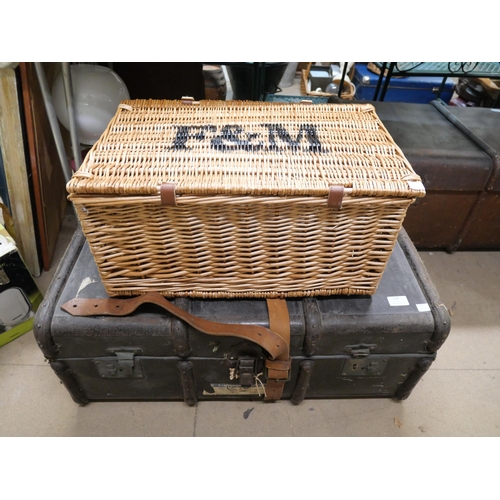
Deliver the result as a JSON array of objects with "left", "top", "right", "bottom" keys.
[
  {"left": 443, "top": 105, "right": 500, "bottom": 250},
  {"left": 373, "top": 101, "right": 493, "bottom": 252},
  {"left": 66, "top": 99, "right": 425, "bottom": 298},
  {"left": 34, "top": 228, "right": 449, "bottom": 405}
]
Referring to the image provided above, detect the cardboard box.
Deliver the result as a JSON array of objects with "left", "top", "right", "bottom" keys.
[{"left": 0, "top": 224, "right": 42, "bottom": 347}]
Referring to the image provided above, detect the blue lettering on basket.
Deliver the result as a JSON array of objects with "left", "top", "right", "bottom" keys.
[
  {"left": 211, "top": 125, "right": 264, "bottom": 151},
  {"left": 262, "top": 124, "right": 322, "bottom": 152},
  {"left": 172, "top": 125, "right": 218, "bottom": 150},
  {"left": 171, "top": 124, "right": 322, "bottom": 152}
]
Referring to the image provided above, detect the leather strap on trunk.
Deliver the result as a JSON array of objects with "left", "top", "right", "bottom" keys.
[
  {"left": 61, "top": 292, "right": 289, "bottom": 362},
  {"left": 62, "top": 292, "right": 292, "bottom": 400},
  {"left": 264, "top": 298, "right": 291, "bottom": 401}
]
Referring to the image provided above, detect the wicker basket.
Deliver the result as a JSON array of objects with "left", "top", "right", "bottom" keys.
[{"left": 67, "top": 99, "right": 425, "bottom": 299}]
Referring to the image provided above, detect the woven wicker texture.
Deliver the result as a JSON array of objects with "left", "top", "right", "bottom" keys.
[
  {"left": 68, "top": 99, "right": 424, "bottom": 298},
  {"left": 67, "top": 100, "right": 423, "bottom": 198}
]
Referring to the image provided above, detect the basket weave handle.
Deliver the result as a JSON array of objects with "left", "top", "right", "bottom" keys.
[{"left": 61, "top": 292, "right": 288, "bottom": 360}]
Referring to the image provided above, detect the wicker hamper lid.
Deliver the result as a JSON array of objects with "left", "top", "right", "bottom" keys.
[{"left": 67, "top": 99, "right": 425, "bottom": 200}]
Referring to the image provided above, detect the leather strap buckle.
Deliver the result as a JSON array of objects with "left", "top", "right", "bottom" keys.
[
  {"left": 61, "top": 293, "right": 293, "bottom": 402},
  {"left": 264, "top": 298, "right": 291, "bottom": 401}
]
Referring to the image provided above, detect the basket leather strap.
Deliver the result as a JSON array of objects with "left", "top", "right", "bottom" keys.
[
  {"left": 160, "top": 183, "right": 177, "bottom": 206},
  {"left": 327, "top": 185, "right": 344, "bottom": 209},
  {"left": 264, "top": 298, "right": 291, "bottom": 401},
  {"left": 61, "top": 292, "right": 288, "bottom": 361}
]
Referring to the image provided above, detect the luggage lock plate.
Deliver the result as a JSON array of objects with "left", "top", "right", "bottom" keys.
[
  {"left": 342, "top": 344, "right": 386, "bottom": 377},
  {"left": 94, "top": 348, "right": 144, "bottom": 378},
  {"left": 227, "top": 342, "right": 265, "bottom": 388},
  {"left": 341, "top": 358, "right": 387, "bottom": 377}
]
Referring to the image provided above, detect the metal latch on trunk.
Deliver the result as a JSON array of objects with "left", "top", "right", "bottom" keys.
[
  {"left": 227, "top": 357, "right": 256, "bottom": 387},
  {"left": 344, "top": 344, "right": 377, "bottom": 357},
  {"left": 227, "top": 342, "right": 265, "bottom": 388},
  {"left": 342, "top": 344, "right": 386, "bottom": 377},
  {"left": 94, "top": 348, "right": 144, "bottom": 378}
]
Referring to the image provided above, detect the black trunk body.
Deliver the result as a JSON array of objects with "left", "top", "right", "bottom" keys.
[{"left": 34, "top": 228, "right": 450, "bottom": 405}]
